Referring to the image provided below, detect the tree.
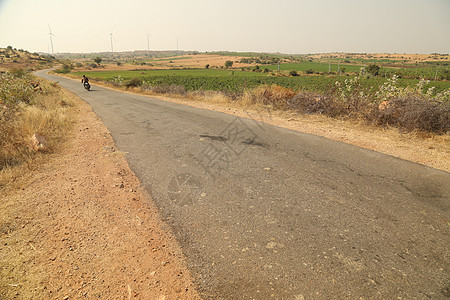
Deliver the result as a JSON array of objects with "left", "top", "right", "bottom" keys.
[
  {"left": 225, "top": 60, "right": 233, "bottom": 68},
  {"left": 367, "top": 64, "right": 380, "bottom": 76},
  {"left": 289, "top": 70, "right": 299, "bottom": 77},
  {"left": 94, "top": 57, "right": 102, "bottom": 65},
  {"left": 205, "top": 64, "right": 210, "bottom": 69}
]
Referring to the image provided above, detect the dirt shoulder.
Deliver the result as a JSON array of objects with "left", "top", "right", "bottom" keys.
[
  {"left": 84, "top": 78, "right": 449, "bottom": 173},
  {"left": 0, "top": 90, "right": 199, "bottom": 299}
]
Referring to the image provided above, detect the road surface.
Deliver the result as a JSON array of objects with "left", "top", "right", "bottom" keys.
[{"left": 36, "top": 70, "right": 449, "bottom": 299}]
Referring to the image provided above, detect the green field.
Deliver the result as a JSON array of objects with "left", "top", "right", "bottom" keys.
[
  {"left": 380, "top": 66, "right": 450, "bottom": 81},
  {"left": 74, "top": 69, "right": 266, "bottom": 79},
  {"left": 262, "top": 62, "right": 363, "bottom": 73},
  {"left": 74, "top": 68, "right": 450, "bottom": 94}
]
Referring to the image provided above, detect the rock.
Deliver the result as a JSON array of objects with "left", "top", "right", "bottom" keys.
[
  {"left": 30, "top": 81, "right": 42, "bottom": 92},
  {"left": 31, "top": 133, "right": 48, "bottom": 151},
  {"left": 378, "top": 100, "right": 390, "bottom": 110},
  {"left": 102, "top": 146, "right": 115, "bottom": 152}
]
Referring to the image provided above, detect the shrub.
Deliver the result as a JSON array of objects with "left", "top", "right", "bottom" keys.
[
  {"left": 289, "top": 70, "right": 299, "bottom": 77},
  {"left": 94, "top": 57, "right": 102, "bottom": 65},
  {"left": 373, "top": 94, "right": 449, "bottom": 133},
  {"left": 124, "top": 77, "right": 142, "bottom": 88},
  {"left": 225, "top": 60, "right": 233, "bottom": 68},
  {"left": 9, "top": 68, "right": 26, "bottom": 78},
  {"left": 0, "top": 72, "right": 34, "bottom": 107},
  {"left": 149, "top": 84, "right": 186, "bottom": 95},
  {"left": 245, "top": 84, "right": 296, "bottom": 109},
  {"left": 0, "top": 74, "right": 74, "bottom": 179},
  {"left": 367, "top": 64, "right": 380, "bottom": 76},
  {"left": 55, "top": 63, "right": 73, "bottom": 74},
  {"left": 282, "top": 75, "right": 450, "bottom": 133},
  {"left": 287, "top": 91, "right": 336, "bottom": 115}
]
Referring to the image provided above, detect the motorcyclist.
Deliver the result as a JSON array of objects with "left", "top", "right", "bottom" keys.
[{"left": 81, "top": 75, "right": 89, "bottom": 86}]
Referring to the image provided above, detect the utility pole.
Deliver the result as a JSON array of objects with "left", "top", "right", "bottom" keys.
[
  {"left": 147, "top": 34, "right": 150, "bottom": 52},
  {"left": 328, "top": 62, "right": 331, "bottom": 73},
  {"left": 434, "top": 69, "right": 438, "bottom": 81},
  {"left": 338, "top": 62, "right": 340, "bottom": 76}
]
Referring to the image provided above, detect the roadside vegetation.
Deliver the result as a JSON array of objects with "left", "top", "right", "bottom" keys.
[
  {"left": 69, "top": 72, "right": 449, "bottom": 135},
  {"left": 0, "top": 69, "right": 75, "bottom": 190},
  {"left": 57, "top": 51, "right": 450, "bottom": 135}
]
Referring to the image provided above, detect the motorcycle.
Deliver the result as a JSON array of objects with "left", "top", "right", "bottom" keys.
[{"left": 83, "top": 82, "right": 91, "bottom": 91}]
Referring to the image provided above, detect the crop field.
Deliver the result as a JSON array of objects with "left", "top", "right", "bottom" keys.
[
  {"left": 74, "top": 69, "right": 450, "bottom": 94},
  {"left": 73, "top": 69, "right": 267, "bottom": 79},
  {"left": 262, "top": 62, "right": 363, "bottom": 73},
  {"left": 380, "top": 66, "right": 450, "bottom": 81}
]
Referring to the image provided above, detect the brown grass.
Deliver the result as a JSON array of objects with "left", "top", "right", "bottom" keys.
[{"left": 0, "top": 80, "right": 76, "bottom": 191}]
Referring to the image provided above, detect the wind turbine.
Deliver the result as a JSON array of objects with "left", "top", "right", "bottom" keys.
[
  {"left": 147, "top": 34, "right": 150, "bottom": 52},
  {"left": 109, "top": 33, "right": 114, "bottom": 52},
  {"left": 48, "top": 24, "right": 55, "bottom": 54}
]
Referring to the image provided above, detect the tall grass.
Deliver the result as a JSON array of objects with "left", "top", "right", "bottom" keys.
[{"left": 0, "top": 71, "right": 74, "bottom": 189}]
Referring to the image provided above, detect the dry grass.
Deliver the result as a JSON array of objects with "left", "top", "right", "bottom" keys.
[
  {"left": 0, "top": 79, "right": 76, "bottom": 191},
  {"left": 241, "top": 84, "right": 297, "bottom": 109}
]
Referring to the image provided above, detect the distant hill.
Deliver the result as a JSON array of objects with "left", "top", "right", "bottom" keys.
[{"left": 0, "top": 47, "right": 57, "bottom": 71}]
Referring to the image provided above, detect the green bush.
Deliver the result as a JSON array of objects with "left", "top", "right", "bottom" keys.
[
  {"left": 225, "top": 60, "right": 233, "bottom": 68},
  {"left": 94, "top": 57, "right": 102, "bottom": 65},
  {"left": 54, "top": 63, "right": 73, "bottom": 74},
  {"left": 367, "top": 64, "right": 380, "bottom": 76},
  {"left": 124, "top": 77, "right": 142, "bottom": 87}
]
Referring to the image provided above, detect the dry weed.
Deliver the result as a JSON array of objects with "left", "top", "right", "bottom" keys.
[{"left": 0, "top": 77, "right": 75, "bottom": 190}]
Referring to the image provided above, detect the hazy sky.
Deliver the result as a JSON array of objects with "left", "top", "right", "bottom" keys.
[{"left": 0, "top": 0, "right": 449, "bottom": 54}]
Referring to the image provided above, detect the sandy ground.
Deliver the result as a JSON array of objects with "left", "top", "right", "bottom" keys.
[
  {"left": 0, "top": 91, "right": 199, "bottom": 299},
  {"left": 309, "top": 52, "right": 450, "bottom": 62},
  {"left": 157, "top": 54, "right": 253, "bottom": 68}
]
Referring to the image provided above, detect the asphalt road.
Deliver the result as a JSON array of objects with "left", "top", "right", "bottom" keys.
[{"left": 36, "top": 71, "right": 450, "bottom": 299}]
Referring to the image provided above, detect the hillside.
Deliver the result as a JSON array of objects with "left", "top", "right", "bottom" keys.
[{"left": 0, "top": 47, "right": 57, "bottom": 72}]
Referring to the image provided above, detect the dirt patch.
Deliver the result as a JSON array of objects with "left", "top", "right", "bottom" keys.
[
  {"left": 0, "top": 91, "right": 199, "bottom": 299},
  {"left": 159, "top": 54, "right": 253, "bottom": 68},
  {"left": 309, "top": 52, "right": 449, "bottom": 63},
  {"left": 73, "top": 54, "right": 253, "bottom": 73}
]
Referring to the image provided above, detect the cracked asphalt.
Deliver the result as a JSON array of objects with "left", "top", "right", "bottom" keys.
[{"left": 36, "top": 70, "right": 449, "bottom": 299}]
